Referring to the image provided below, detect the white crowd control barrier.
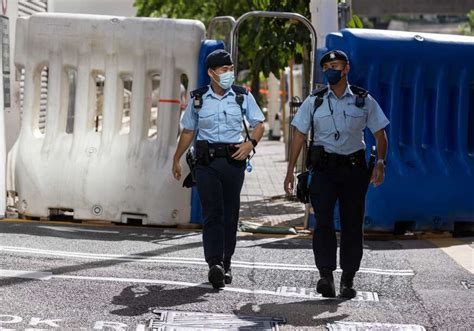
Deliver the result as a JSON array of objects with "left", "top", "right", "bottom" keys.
[
  {"left": 8, "top": 13, "right": 205, "bottom": 224},
  {"left": 267, "top": 73, "right": 281, "bottom": 140},
  {"left": 0, "top": 37, "right": 5, "bottom": 217}
]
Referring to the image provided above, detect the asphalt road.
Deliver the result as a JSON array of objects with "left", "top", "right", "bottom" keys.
[{"left": 0, "top": 220, "right": 472, "bottom": 330}]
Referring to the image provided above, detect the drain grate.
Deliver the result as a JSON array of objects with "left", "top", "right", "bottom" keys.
[
  {"left": 276, "top": 287, "right": 379, "bottom": 302},
  {"left": 327, "top": 322, "right": 426, "bottom": 330},
  {"left": 147, "top": 310, "right": 285, "bottom": 330}
]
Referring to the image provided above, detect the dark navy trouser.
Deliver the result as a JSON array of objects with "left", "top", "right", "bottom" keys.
[
  {"left": 310, "top": 165, "right": 369, "bottom": 273},
  {"left": 195, "top": 157, "right": 245, "bottom": 267}
]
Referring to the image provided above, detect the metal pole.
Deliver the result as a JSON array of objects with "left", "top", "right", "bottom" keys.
[
  {"left": 339, "top": 1, "right": 351, "bottom": 29},
  {"left": 230, "top": 11, "right": 318, "bottom": 90},
  {"left": 310, "top": 0, "right": 338, "bottom": 49}
]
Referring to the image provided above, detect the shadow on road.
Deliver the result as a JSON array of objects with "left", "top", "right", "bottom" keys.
[
  {"left": 111, "top": 285, "right": 209, "bottom": 316},
  {"left": 236, "top": 300, "right": 348, "bottom": 327}
]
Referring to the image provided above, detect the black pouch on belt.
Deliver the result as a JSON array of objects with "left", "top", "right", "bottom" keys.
[
  {"left": 195, "top": 140, "right": 210, "bottom": 165},
  {"left": 296, "top": 171, "right": 311, "bottom": 204},
  {"left": 182, "top": 149, "right": 197, "bottom": 188},
  {"left": 307, "top": 145, "right": 325, "bottom": 170}
]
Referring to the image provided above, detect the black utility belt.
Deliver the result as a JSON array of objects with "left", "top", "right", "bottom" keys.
[
  {"left": 195, "top": 140, "right": 241, "bottom": 165},
  {"left": 308, "top": 145, "right": 366, "bottom": 169},
  {"left": 196, "top": 141, "right": 238, "bottom": 157}
]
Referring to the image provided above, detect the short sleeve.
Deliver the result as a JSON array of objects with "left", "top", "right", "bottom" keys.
[
  {"left": 180, "top": 99, "right": 197, "bottom": 131},
  {"left": 245, "top": 92, "right": 265, "bottom": 127},
  {"left": 291, "top": 95, "right": 314, "bottom": 135},
  {"left": 366, "top": 94, "right": 390, "bottom": 134}
]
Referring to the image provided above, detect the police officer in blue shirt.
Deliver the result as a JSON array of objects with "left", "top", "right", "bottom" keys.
[
  {"left": 172, "top": 49, "right": 265, "bottom": 289},
  {"left": 284, "top": 50, "right": 389, "bottom": 298}
]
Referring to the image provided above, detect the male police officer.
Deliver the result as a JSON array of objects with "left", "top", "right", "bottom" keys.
[
  {"left": 172, "top": 49, "right": 265, "bottom": 289},
  {"left": 284, "top": 50, "right": 389, "bottom": 298}
]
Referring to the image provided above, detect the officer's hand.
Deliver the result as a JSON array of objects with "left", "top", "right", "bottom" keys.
[
  {"left": 232, "top": 141, "right": 254, "bottom": 160},
  {"left": 284, "top": 172, "right": 295, "bottom": 195},
  {"left": 371, "top": 163, "right": 385, "bottom": 187},
  {"left": 172, "top": 161, "right": 182, "bottom": 181}
]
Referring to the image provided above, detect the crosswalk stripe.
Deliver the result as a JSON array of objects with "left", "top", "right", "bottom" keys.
[{"left": 0, "top": 246, "right": 415, "bottom": 276}]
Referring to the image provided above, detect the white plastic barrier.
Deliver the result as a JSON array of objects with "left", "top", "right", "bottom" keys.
[
  {"left": 267, "top": 73, "right": 281, "bottom": 140},
  {"left": 9, "top": 13, "right": 205, "bottom": 224},
  {"left": 284, "top": 65, "right": 303, "bottom": 162},
  {"left": 0, "top": 32, "right": 6, "bottom": 218}
]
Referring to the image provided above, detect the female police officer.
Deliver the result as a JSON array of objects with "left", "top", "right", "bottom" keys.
[
  {"left": 284, "top": 50, "right": 389, "bottom": 298},
  {"left": 172, "top": 50, "right": 265, "bottom": 289}
]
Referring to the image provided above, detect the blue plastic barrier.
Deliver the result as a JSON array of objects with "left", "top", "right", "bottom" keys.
[
  {"left": 311, "top": 29, "right": 474, "bottom": 232},
  {"left": 190, "top": 40, "right": 225, "bottom": 224}
]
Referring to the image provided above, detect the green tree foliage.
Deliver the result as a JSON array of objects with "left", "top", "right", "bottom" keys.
[
  {"left": 346, "top": 15, "right": 364, "bottom": 28},
  {"left": 460, "top": 10, "right": 474, "bottom": 35},
  {"left": 134, "top": 0, "right": 312, "bottom": 101}
]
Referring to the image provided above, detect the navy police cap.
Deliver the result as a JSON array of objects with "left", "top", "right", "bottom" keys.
[
  {"left": 320, "top": 50, "right": 349, "bottom": 66},
  {"left": 205, "top": 49, "right": 233, "bottom": 69}
]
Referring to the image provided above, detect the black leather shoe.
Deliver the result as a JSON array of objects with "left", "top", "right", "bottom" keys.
[
  {"left": 339, "top": 271, "right": 357, "bottom": 299},
  {"left": 224, "top": 268, "right": 233, "bottom": 284},
  {"left": 316, "top": 268, "right": 336, "bottom": 298},
  {"left": 208, "top": 264, "right": 225, "bottom": 289}
]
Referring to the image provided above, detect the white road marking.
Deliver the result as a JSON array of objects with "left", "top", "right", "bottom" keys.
[
  {"left": 0, "top": 246, "right": 415, "bottom": 276},
  {"left": 429, "top": 238, "right": 473, "bottom": 274},
  {"left": 327, "top": 321, "right": 426, "bottom": 330},
  {"left": 0, "top": 269, "right": 379, "bottom": 301},
  {"left": 276, "top": 286, "right": 378, "bottom": 301},
  {"left": 39, "top": 226, "right": 119, "bottom": 234},
  {"left": 0, "top": 269, "right": 52, "bottom": 280}
]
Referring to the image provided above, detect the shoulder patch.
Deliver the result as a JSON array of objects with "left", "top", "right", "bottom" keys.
[
  {"left": 231, "top": 85, "right": 248, "bottom": 95},
  {"left": 190, "top": 86, "right": 209, "bottom": 98},
  {"left": 311, "top": 86, "right": 328, "bottom": 97},
  {"left": 349, "top": 85, "right": 369, "bottom": 97}
]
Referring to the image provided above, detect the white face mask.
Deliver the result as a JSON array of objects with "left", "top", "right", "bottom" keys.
[{"left": 213, "top": 70, "right": 235, "bottom": 89}]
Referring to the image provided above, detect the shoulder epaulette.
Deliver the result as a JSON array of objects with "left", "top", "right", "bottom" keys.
[
  {"left": 190, "top": 86, "right": 209, "bottom": 98},
  {"left": 231, "top": 85, "right": 248, "bottom": 95},
  {"left": 349, "top": 85, "right": 368, "bottom": 108},
  {"left": 311, "top": 87, "right": 328, "bottom": 112},
  {"left": 349, "top": 85, "right": 368, "bottom": 98},
  {"left": 311, "top": 86, "right": 328, "bottom": 97},
  {"left": 190, "top": 86, "right": 208, "bottom": 110}
]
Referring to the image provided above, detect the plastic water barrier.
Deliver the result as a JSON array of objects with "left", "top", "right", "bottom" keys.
[
  {"left": 310, "top": 29, "right": 474, "bottom": 232},
  {"left": 8, "top": 13, "right": 205, "bottom": 224}
]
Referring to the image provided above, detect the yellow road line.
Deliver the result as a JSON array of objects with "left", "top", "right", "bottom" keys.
[{"left": 429, "top": 238, "right": 473, "bottom": 274}]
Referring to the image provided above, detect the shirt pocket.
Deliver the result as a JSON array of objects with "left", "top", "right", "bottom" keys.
[
  {"left": 345, "top": 107, "right": 367, "bottom": 132},
  {"left": 225, "top": 105, "right": 243, "bottom": 128},
  {"left": 314, "top": 111, "right": 334, "bottom": 134},
  {"left": 198, "top": 109, "right": 216, "bottom": 130}
]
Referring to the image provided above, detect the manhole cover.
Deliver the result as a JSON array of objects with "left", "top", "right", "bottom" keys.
[
  {"left": 327, "top": 322, "right": 426, "bottom": 330},
  {"left": 147, "top": 310, "right": 285, "bottom": 330}
]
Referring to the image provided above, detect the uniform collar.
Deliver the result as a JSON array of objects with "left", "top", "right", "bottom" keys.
[
  {"left": 205, "top": 85, "right": 235, "bottom": 99},
  {"left": 327, "top": 83, "right": 353, "bottom": 99}
]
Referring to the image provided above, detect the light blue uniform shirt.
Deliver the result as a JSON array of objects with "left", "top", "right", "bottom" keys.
[
  {"left": 181, "top": 85, "right": 264, "bottom": 143},
  {"left": 292, "top": 84, "right": 389, "bottom": 155}
]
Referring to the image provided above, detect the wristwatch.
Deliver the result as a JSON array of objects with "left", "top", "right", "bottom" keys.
[
  {"left": 377, "top": 159, "right": 387, "bottom": 167},
  {"left": 250, "top": 139, "right": 258, "bottom": 147}
]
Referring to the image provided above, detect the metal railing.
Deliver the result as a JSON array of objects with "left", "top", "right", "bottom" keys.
[{"left": 230, "top": 11, "right": 317, "bottom": 90}]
